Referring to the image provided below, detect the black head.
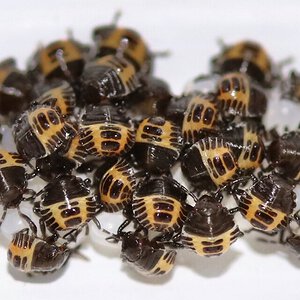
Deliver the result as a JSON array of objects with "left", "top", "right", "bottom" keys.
[
  {"left": 193, "top": 195, "right": 226, "bottom": 215},
  {"left": 33, "top": 242, "right": 70, "bottom": 272},
  {"left": 251, "top": 174, "right": 296, "bottom": 214},
  {"left": 185, "top": 195, "right": 235, "bottom": 237},
  {"left": 123, "top": 76, "right": 171, "bottom": 118},
  {"left": 268, "top": 131, "right": 300, "bottom": 164},
  {"left": 35, "top": 153, "right": 75, "bottom": 182},
  {"left": 0, "top": 190, "right": 24, "bottom": 208},
  {"left": 121, "top": 232, "right": 144, "bottom": 263}
]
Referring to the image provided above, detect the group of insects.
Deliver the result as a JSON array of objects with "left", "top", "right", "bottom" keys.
[{"left": 0, "top": 15, "right": 300, "bottom": 278}]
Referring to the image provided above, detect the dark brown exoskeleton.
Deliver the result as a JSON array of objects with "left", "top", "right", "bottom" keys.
[
  {"left": 121, "top": 231, "right": 176, "bottom": 277},
  {"left": 80, "top": 103, "right": 135, "bottom": 158},
  {"left": 7, "top": 228, "right": 70, "bottom": 273},
  {"left": 233, "top": 174, "right": 296, "bottom": 232},
  {"left": 0, "top": 149, "right": 36, "bottom": 227},
  {"left": 181, "top": 195, "right": 242, "bottom": 257},
  {"left": 35, "top": 133, "right": 88, "bottom": 182},
  {"left": 182, "top": 93, "right": 219, "bottom": 145},
  {"left": 211, "top": 40, "right": 274, "bottom": 88},
  {"left": 118, "top": 76, "right": 172, "bottom": 118},
  {"left": 181, "top": 137, "right": 239, "bottom": 193},
  {"left": 13, "top": 105, "right": 77, "bottom": 161},
  {"left": 215, "top": 72, "right": 267, "bottom": 122},
  {"left": 133, "top": 116, "right": 183, "bottom": 174},
  {"left": 80, "top": 55, "right": 141, "bottom": 105},
  {"left": 33, "top": 175, "right": 102, "bottom": 238},
  {"left": 267, "top": 130, "right": 300, "bottom": 182},
  {"left": 0, "top": 58, "right": 32, "bottom": 124},
  {"left": 165, "top": 95, "right": 192, "bottom": 128}
]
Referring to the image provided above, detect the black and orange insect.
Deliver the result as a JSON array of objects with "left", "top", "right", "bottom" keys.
[
  {"left": 0, "top": 149, "right": 36, "bottom": 226},
  {"left": 0, "top": 58, "right": 32, "bottom": 123},
  {"left": 80, "top": 54, "right": 141, "bottom": 105},
  {"left": 97, "top": 158, "right": 136, "bottom": 212},
  {"left": 7, "top": 228, "right": 70, "bottom": 273},
  {"left": 182, "top": 93, "right": 218, "bottom": 145},
  {"left": 34, "top": 80, "right": 76, "bottom": 117},
  {"left": 215, "top": 72, "right": 267, "bottom": 121},
  {"left": 234, "top": 174, "right": 296, "bottom": 232},
  {"left": 131, "top": 177, "right": 189, "bottom": 235},
  {"left": 181, "top": 137, "right": 239, "bottom": 192},
  {"left": 13, "top": 105, "right": 77, "bottom": 161},
  {"left": 35, "top": 134, "right": 88, "bottom": 181},
  {"left": 133, "top": 116, "right": 183, "bottom": 174},
  {"left": 33, "top": 175, "right": 101, "bottom": 236},
  {"left": 28, "top": 39, "right": 86, "bottom": 81},
  {"left": 211, "top": 40, "right": 273, "bottom": 87},
  {"left": 80, "top": 103, "right": 135, "bottom": 158},
  {"left": 220, "top": 122, "right": 265, "bottom": 174},
  {"left": 267, "top": 130, "right": 300, "bottom": 182},
  {"left": 181, "top": 195, "right": 242, "bottom": 257},
  {"left": 121, "top": 231, "right": 176, "bottom": 276},
  {"left": 92, "top": 22, "right": 152, "bottom": 74}
]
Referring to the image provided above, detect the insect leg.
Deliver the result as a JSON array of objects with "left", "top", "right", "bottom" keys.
[
  {"left": 0, "top": 207, "right": 7, "bottom": 227},
  {"left": 17, "top": 207, "right": 37, "bottom": 236}
]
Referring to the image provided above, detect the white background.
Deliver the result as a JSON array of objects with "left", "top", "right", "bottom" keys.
[{"left": 1, "top": 1, "right": 300, "bottom": 299}]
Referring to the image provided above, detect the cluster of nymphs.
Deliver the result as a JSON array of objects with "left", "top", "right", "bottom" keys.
[{"left": 0, "top": 17, "right": 300, "bottom": 278}]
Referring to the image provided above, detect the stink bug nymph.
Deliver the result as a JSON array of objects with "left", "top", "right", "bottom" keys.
[
  {"left": 33, "top": 175, "right": 101, "bottom": 236},
  {"left": 220, "top": 122, "right": 265, "bottom": 174},
  {"left": 0, "top": 58, "right": 32, "bottom": 123},
  {"left": 13, "top": 105, "right": 77, "bottom": 161},
  {"left": 211, "top": 40, "right": 274, "bottom": 87},
  {"left": 182, "top": 93, "right": 218, "bottom": 145},
  {"left": 92, "top": 21, "right": 152, "bottom": 74},
  {"left": 121, "top": 231, "right": 176, "bottom": 277},
  {"left": 0, "top": 149, "right": 36, "bottom": 226},
  {"left": 98, "top": 158, "right": 136, "bottom": 212},
  {"left": 131, "top": 177, "right": 189, "bottom": 234},
  {"left": 133, "top": 116, "right": 183, "bottom": 174},
  {"left": 28, "top": 39, "right": 86, "bottom": 81},
  {"left": 7, "top": 228, "right": 70, "bottom": 273},
  {"left": 234, "top": 174, "right": 296, "bottom": 232},
  {"left": 268, "top": 130, "right": 300, "bottom": 182},
  {"left": 216, "top": 72, "right": 267, "bottom": 121},
  {"left": 34, "top": 80, "right": 76, "bottom": 117},
  {"left": 181, "top": 137, "right": 239, "bottom": 192},
  {"left": 80, "top": 55, "right": 141, "bottom": 105},
  {"left": 181, "top": 195, "right": 241, "bottom": 257},
  {"left": 80, "top": 103, "right": 135, "bottom": 158}
]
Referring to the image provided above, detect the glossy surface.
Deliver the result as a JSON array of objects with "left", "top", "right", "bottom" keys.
[{"left": 1, "top": 1, "right": 300, "bottom": 300}]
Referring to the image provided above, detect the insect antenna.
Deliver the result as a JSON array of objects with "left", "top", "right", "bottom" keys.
[
  {"left": 112, "top": 10, "right": 122, "bottom": 26},
  {"left": 55, "top": 48, "right": 74, "bottom": 83}
]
